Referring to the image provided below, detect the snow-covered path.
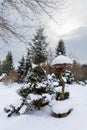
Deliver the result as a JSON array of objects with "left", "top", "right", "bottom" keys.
[
  {"left": 0, "top": 83, "right": 87, "bottom": 130},
  {"left": 64, "top": 84, "right": 87, "bottom": 130}
]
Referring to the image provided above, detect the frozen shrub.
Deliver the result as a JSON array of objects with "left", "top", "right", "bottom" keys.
[{"left": 55, "top": 92, "right": 69, "bottom": 101}]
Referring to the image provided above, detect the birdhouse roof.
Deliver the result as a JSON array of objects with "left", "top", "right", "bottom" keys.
[{"left": 51, "top": 55, "right": 73, "bottom": 66}]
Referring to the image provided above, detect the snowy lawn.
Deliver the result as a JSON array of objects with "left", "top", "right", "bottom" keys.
[{"left": 0, "top": 82, "right": 87, "bottom": 130}]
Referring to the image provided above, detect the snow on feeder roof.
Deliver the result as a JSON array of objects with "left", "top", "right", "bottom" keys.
[{"left": 51, "top": 55, "right": 73, "bottom": 66}]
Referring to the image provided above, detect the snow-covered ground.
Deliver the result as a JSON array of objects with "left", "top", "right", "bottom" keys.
[{"left": 0, "top": 82, "right": 87, "bottom": 130}]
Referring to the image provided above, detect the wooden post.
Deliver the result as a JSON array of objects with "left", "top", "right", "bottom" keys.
[
  {"left": 55, "top": 66, "right": 66, "bottom": 100},
  {"left": 59, "top": 74, "right": 65, "bottom": 100},
  {"left": 51, "top": 56, "right": 72, "bottom": 100}
]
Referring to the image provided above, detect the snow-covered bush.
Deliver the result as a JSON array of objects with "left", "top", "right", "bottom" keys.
[
  {"left": 63, "top": 71, "right": 75, "bottom": 84},
  {"left": 55, "top": 92, "right": 69, "bottom": 101},
  {"left": 15, "top": 66, "right": 54, "bottom": 114},
  {"left": 47, "top": 74, "right": 59, "bottom": 88}
]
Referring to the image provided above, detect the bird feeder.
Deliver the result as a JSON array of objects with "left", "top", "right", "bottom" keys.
[{"left": 51, "top": 55, "right": 72, "bottom": 100}]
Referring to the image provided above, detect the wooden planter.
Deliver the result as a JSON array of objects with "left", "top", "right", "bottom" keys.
[{"left": 51, "top": 108, "right": 73, "bottom": 118}]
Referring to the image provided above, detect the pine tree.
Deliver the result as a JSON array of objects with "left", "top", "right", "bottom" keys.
[
  {"left": 30, "top": 27, "right": 48, "bottom": 65},
  {"left": 27, "top": 27, "right": 49, "bottom": 83},
  {"left": 0, "top": 61, "right": 2, "bottom": 75},
  {"left": 56, "top": 39, "right": 66, "bottom": 56},
  {"left": 17, "top": 56, "right": 26, "bottom": 83},
  {"left": 5, "top": 28, "right": 55, "bottom": 116},
  {"left": 18, "top": 65, "right": 52, "bottom": 111},
  {"left": 25, "top": 49, "right": 32, "bottom": 76},
  {"left": 63, "top": 71, "right": 75, "bottom": 84},
  {"left": 2, "top": 51, "right": 14, "bottom": 74},
  {"left": 23, "top": 49, "right": 32, "bottom": 83},
  {"left": 16, "top": 28, "right": 52, "bottom": 112}
]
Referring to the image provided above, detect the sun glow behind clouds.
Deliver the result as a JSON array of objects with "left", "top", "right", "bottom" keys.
[
  {"left": 48, "top": 20, "right": 80, "bottom": 36},
  {"left": 46, "top": 0, "right": 87, "bottom": 37}
]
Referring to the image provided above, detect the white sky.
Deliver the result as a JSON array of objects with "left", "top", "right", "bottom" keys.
[
  {"left": 0, "top": 0, "right": 87, "bottom": 66},
  {"left": 45, "top": 0, "right": 87, "bottom": 64},
  {"left": 46, "top": 0, "right": 87, "bottom": 35}
]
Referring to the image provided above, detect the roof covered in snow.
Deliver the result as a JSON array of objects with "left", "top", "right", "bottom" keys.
[{"left": 51, "top": 55, "right": 73, "bottom": 66}]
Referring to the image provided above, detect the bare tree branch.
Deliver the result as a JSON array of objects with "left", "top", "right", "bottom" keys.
[{"left": 0, "top": 0, "right": 66, "bottom": 43}]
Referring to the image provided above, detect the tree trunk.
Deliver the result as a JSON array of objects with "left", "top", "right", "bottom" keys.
[{"left": 59, "top": 74, "right": 65, "bottom": 100}]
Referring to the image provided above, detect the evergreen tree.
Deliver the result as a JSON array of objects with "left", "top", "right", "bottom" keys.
[
  {"left": 23, "top": 49, "right": 32, "bottom": 83},
  {"left": 30, "top": 27, "right": 48, "bottom": 65},
  {"left": 14, "top": 28, "right": 52, "bottom": 112},
  {"left": 2, "top": 51, "right": 14, "bottom": 74},
  {"left": 63, "top": 71, "right": 75, "bottom": 84},
  {"left": 25, "top": 49, "right": 32, "bottom": 76},
  {"left": 47, "top": 47, "right": 54, "bottom": 64},
  {"left": 18, "top": 65, "right": 52, "bottom": 111},
  {"left": 4, "top": 28, "right": 55, "bottom": 116},
  {"left": 56, "top": 39, "right": 66, "bottom": 56},
  {"left": 0, "top": 61, "right": 2, "bottom": 75},
  {"left": 17, "top": 56, "right": 26, "bottom": 83},
  {"left": 25, "top": 27, "right": 49, "bottom": 83}
]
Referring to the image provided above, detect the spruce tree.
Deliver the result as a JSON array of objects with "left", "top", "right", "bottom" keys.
[
  {"left": 23, "top": 49, "right": 32, "bottom": 83},
  {"left": 25, "top": 49, "right": 32, "bottom": 76},
  {"left": 0, "top": 61, "right": 2, "bottom": 75},
  {"left": 17, "top": 56, "right": 26, "bottom": 83},
  {"left": 30, "top": 27, "right": 48, "bottom": 65},
  {"left": 56, "top": 39, "right": 66, "bottom": 56},
  {"left": 2, "top": 51, "right": 14, "bottom": 74},
  {"left": 16, "top": 28, "right": 52, "bottom": 112}
]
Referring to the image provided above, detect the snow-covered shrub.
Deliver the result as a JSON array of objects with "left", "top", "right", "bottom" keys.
[
  {"left": 47, "top": 74, "right": 59, "bottom": 88},
  {"left": 19, "top": 85, "right": 53, "bottom": 99},
  {"left": 4, "top": 99, "right": 25, "bottom": 117},
  {"left": 63, "top": 71, "right": 75, "bottom": 84},
  {"left": 16, "top": 66, "right": 54, "bottom": 114},
  {"left": 55, "top": 92, "right": 69, "bottom": 101},
  {"left": 18, "top": 85, "right": 53, "bottom": 113},
  {"left": 24, "top": 66, "right": 47, "bottom": 83},
  {"left": 32, "top": 96, "right": 49, "bottom": 110}
]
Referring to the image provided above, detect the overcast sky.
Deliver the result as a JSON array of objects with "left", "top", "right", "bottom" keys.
[
  {"left": 46, "top": 0, "right": 87, "bottom": 64},
  {"left": 0, "top": 0, "right": 87, "bottom": 66}
]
